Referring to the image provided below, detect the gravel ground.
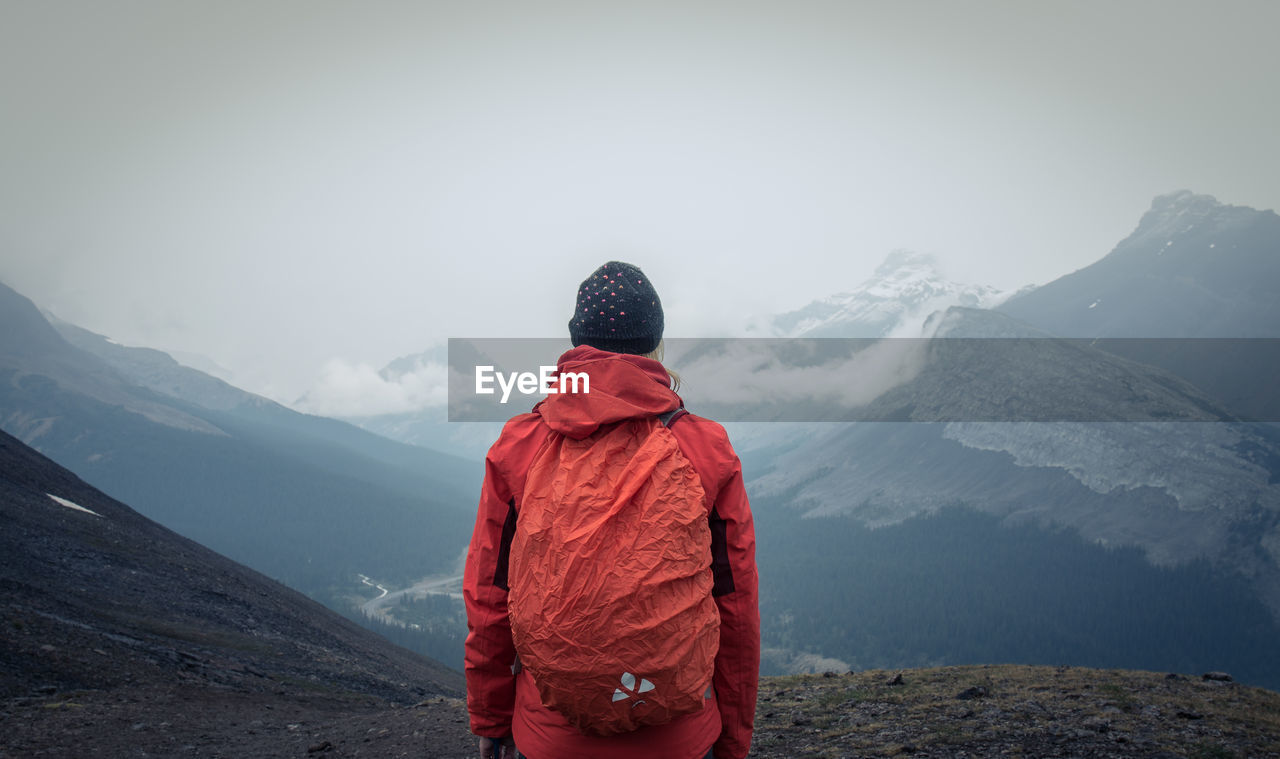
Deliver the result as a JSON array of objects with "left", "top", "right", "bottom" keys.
[
  {"left": 1, "top": 687, "right": 476, "bottom": 759},
  {"left": 5, "top": 665, "right": 1280, "bottom": 758}
]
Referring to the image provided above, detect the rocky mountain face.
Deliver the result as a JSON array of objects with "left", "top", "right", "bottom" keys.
[
  {"left": 742, "top": 307, "right": 1280, "bottom": 604},
  {"left": 999, "top": 190, "right": 1280, "bottom": 421},
  {"left": 0, "top": 280, "right": 477, "bottom": 596},
  {"left": 735, "top": 192, "right": 1280, "bottom": 684},
  {"left": 769, "top": 249, "right": 1011, "bottom": 338},
  {"left": 1000, "top": 191, "right": 1280, "bottom": 338},
  {"left": 745, "top": 191, "right": 1280, "bottom": 567}
]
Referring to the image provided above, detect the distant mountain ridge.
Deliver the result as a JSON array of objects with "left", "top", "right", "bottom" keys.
[
  {"left": 49, "top": 316, "right": 477, "bottom": 488},
  {"left": 0, "top": 280, "right": 478, "bottom": 599},
  {"left": 0, "top": 281, "right": 225, "bottom": 437},
  {"left": 51, "top": 317, "right": 276, "bottom": 414}
]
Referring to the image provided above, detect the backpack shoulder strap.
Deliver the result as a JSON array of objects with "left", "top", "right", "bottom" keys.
[{"left": 657, "top": 407, "right": 688, "bottom": 428}]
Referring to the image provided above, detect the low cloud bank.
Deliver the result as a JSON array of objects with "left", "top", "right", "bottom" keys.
[{"left": 295, "top": 357, "right": 447, "bottom": 417}]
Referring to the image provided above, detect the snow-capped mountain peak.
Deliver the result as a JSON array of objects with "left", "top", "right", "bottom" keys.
[{"left": 770, "top": 249, "right": 1011, "bottom": 338}]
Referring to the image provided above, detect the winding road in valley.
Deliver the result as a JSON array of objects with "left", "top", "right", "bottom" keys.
[{"left": 358, "top": 573, "right": 464, "bottom": 622}]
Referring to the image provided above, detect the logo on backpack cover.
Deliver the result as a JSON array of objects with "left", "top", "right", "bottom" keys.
[{"left": 611, "top": 672, "right": 656, "bottom": 707}]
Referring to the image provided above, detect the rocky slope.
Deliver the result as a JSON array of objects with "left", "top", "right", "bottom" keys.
[{"left": 0, "top": 427, "right": 461, "bottom": 718}]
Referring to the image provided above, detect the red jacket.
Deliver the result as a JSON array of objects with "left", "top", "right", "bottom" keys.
[{"left": 464, "top": 346, "right": 760, "bottom": 759}]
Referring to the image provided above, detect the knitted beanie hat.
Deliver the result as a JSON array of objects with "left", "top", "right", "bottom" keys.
[{"left": 568, "top": 261, "right": 664, "bottom": 355}]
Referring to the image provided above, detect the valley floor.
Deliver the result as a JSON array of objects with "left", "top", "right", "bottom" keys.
[{"left": 4, "top": 665, "right": 1280, "bottom": 758}]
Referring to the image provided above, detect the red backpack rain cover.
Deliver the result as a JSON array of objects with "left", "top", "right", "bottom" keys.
[{"left": 508, "top": 413, "right": 720, "bottom": 736}]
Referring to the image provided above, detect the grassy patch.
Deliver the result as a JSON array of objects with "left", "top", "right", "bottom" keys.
[{"left": 1189, "top": 745, "right": 1238, "bottom": 759}]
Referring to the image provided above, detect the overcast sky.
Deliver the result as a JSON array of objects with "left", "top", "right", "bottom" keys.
[{"left": 2, "top": 1, "right": 1277, "bottom": 410}]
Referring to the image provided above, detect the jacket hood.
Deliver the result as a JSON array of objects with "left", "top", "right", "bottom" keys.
[{"left": 537, "top": 345, "right": 680, "bottom": 439}]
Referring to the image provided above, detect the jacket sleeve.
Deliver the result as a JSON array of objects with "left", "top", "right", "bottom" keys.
[
  {"left": 709, "top": 452, "right": 760, "bottom": 759},
  {"left": 463, "top": 446, "right": 519, "bottom": 738}
]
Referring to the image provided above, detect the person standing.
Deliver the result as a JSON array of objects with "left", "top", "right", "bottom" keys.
[{"left": 463, "top": 261, "right": 759, "bottom": 759}]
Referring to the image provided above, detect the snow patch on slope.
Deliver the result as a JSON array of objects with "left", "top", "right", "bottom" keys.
[{"left": 47, "top": 493, "right": 102, "bottom": 517}]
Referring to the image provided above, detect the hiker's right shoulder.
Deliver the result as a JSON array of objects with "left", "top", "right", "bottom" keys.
[
  {"left": 486, "top": 412, "right": 550, "bottom": 463},
  {"left": 499, "top": 411, "right": 547, "bottom": 439}
]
